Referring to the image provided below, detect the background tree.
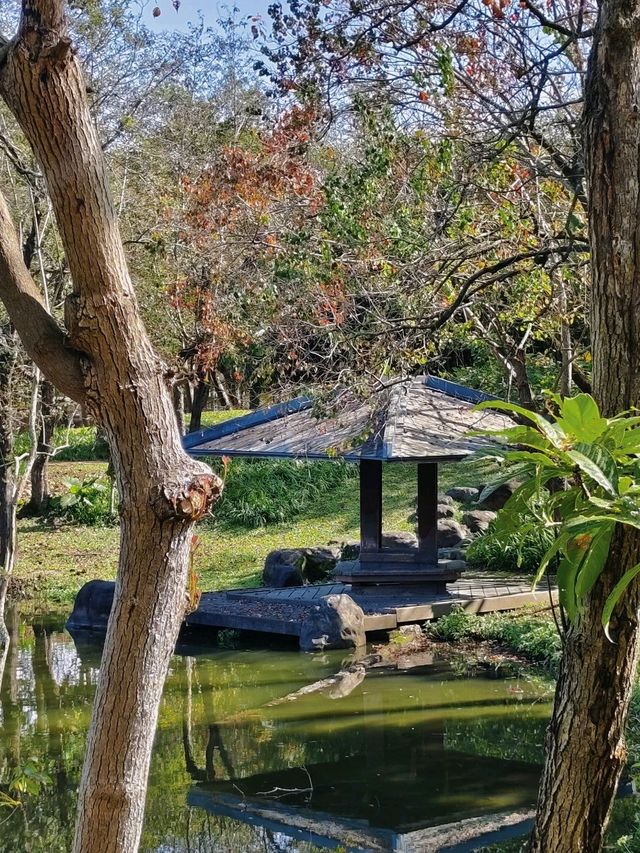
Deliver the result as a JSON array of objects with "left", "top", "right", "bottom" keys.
[
  {"left": 259, "top": 0, "right": 592, "bottom": 405},
  {"left": 259, "top": 0, "right": 640, "bottom": 849}
]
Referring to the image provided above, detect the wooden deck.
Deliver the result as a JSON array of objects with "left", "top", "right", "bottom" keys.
[{"left": 185, "top": 576, "right": 556, "bottom": 638}]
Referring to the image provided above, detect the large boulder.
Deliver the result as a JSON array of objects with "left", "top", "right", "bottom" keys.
[
  {"left": 263, "top": 563, "right": 304, "bottom": 588},
  {"left": 339, "top": 540, "right": 361, "bottom": 561},
  {"left": 299, "top": 594, "right": 366, "bottom": 652},
  {"left": 463, "top": 509, "right": 497, "bottom": 534},
  {"left": 263, "top": 545, "right": 341, "bottom": 586},
  {"left": 263, "top": 548, "right": 305, "bottom": 587},
  {"left": 438, "top": 546, "right": 467, "bottom": 561},
  {"left": 437, "top": 503, "right": 455, "bottom": 519},
  {"left": 446, "top": 486, "right": 480, "bottom": 504},
  {"left": 437, "top": 518, "right": 469, "bottom": 548},
  {"left": 476, "top": 480, "right": 520, "bottom": 510},
  {"left": 301, "top": 545, "right": 341, "bottom": 582},
  {"left": 66, "top": 580, "right": 115, "bottom": 632},
  {"left": 382, "top": 532, "right": 418, "bottom": 550}
]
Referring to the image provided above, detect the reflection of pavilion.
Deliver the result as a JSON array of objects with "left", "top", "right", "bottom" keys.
[
  {"left": 185, "top": 376, "right": 512, "bottom": 593},
  {"left": 183, "top": 662, "right": 544, "bottom": 852},
  {"left": 189, "top": 747, "right": 538, "bottom": 851}
]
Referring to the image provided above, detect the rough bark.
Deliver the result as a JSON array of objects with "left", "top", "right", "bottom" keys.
[
  {"left": 172, "top": 381, "right": 186, "bottom": 436},
  {"left": 0, "top": 4, "right": 223, "bottom": 852},
  {"left": 530, "top": 2, "right": 640, "bottom": 849}
]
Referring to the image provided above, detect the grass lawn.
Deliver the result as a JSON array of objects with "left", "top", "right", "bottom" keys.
[{"left": 13, "top": 423, "right": 495, "bottom": 613}]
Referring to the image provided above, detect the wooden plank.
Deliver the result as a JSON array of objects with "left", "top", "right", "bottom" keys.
[
  {"left": 360, "top": 459, "right": 383, "bottom": 552},
  {"left": 394, "top": 589, "right": 558, "bottom": 624},
  {"left": 185, "top": 611, "right": 302, "bottom": 636},
  {"left": 363, "top": 613, "right": 398, "bottom": 631},
  {"left": 417, "top": 462, "right": 438, "bottom": 564}
]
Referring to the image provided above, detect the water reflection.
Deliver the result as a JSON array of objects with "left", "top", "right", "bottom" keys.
[{"left": 0, "top": 610, "right": 552, "bottom": 852}]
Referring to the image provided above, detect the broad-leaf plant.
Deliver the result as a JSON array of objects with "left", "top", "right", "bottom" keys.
[{"left": 474, "top": 394, "right": 640, "bottom": 637}]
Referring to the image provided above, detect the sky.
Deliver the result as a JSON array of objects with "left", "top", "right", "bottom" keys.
[{"left": 147, "top": 0, "right": 272, "bottom": 32}]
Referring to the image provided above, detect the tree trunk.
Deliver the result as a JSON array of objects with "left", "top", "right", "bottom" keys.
[
  {"left": 0, "top": 6, "right": 223, "bottom": 852},
  {"left": 173, "top": 381, "right": 186, "bottom": 436},
  {"left": 189, "top": 375, "right": 210, "bottom": 432},
  {"left": 530, "top": 2, "right": 640, "bottom": 849},
  {"left": 558, "top": 280, "right": 573, "bottom": 397},
  {"left": 24, "top": 378, "right": 55, "bottom": 515},
  {"left": 214, "top": 369, "right": 237, "bottom": 409}
]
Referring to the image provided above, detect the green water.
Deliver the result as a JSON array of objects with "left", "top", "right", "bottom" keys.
[{"left": 0, "top": 610, "right": 553, "bottom": 852}]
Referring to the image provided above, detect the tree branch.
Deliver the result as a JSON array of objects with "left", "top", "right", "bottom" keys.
[
  {"left": 0, "top": 189, "right": 86, "bottom": 402},
  {"left": 522, "top": 0, "right": 594, "bottom": 39},
  {"left": 19, "top": 1, "right": 67, "bottom": 36}
]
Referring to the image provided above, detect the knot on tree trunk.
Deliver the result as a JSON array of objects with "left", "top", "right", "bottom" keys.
[{"left": 159, "top": 472, "right": 223, "bottom": 522}]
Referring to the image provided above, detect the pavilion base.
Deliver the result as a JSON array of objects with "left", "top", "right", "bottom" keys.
[{"left": 335, "top": 558, "right": 464, "bottom": 593}]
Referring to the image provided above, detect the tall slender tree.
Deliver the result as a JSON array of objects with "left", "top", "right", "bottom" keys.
[
  {"left": 0, "top": 4, "right": 222, "bottom": 852},
  {"left": 530, "top": 0, "right": 640, "bottom": 847}
]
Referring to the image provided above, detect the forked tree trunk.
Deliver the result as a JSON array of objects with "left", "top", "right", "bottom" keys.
[
  {"left": 0, "top": 5, "right": 222, "bottom": 852},
  {"left": 530, "top": 2, "right": 640, "bottom": 850}
]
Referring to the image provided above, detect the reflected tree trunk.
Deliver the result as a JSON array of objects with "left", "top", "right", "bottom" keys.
[
  {"left": 0, "top": 326, "right": 18, "bottom": 676},
  {"left": 182, "top": 657, "right": 206, "bottom": 781}
]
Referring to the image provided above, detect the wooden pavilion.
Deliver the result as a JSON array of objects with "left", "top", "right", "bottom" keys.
[{"left": 183, "top": 376, "right": 511, "bottom": 593}]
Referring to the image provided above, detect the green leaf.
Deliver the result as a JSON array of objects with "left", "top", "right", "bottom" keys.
[
  {"left": 566, "top": 514, "right": 640, "bottom": 533},
  {"left": 475, "top": 400, "right": 565, "bottom": 446},
  {"left": 476, "top": 463, "right": 534, "bottom": 505},
  {"left": 533, "top": 531, "right": 570, "bottom": 588},
  {"left": 619, "top": 476, "right": 635, "bottom": 495},
  {"left": 0, "top": 792, "right": 20, "bottom": 809},
  {"left": 574, "top": 523, "right": 614, "bottom": 601},
  {"left": 472, "top": 425, "right": 551, "bottom": 451},
  {"left": 556, "top": 394, "right": 608, "bottom": 442},
  {"left": 502, "top": 451, "right": 560, "bottom": 467},
  {"left": 566, "top": 443, "right": 619, "bottom": 496},
  {"left": 602, "top": 563, "right": 640, "bottom": 639}
]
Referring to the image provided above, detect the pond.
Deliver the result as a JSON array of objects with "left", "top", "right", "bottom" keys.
[{"left": 0, "top": 609, "right": 553, "bottom": 852}]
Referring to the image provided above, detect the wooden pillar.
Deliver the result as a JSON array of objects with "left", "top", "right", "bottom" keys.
[
  {"left": 417, "top": 463, "right": 438, "bottom": 566},
  {"left": 360, "top": 460, "right": 382, "bottom": 553}
]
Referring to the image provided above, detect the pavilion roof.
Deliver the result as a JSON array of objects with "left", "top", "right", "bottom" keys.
[{"left": 183, "top": 376, "right": 513, "bottom": 463}]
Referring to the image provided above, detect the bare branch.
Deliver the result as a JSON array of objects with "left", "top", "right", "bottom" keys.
[{"left": 522, "top": 0, "right": 594, "bottom": 38}]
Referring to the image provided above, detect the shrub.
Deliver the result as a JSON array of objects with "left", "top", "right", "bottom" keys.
[
  {"left": 209, "top": 458, "right": 357, "bottom": 528},
  {"left": 466, "top": 525, "right": 555, "bottom": 574},
  {"left": 427, "top": 607, "right": 562, "bottom": 669},
  {"left": 50, "top": 475, "right": 117, "bottom": 526}
]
